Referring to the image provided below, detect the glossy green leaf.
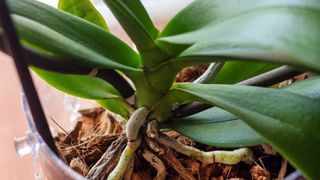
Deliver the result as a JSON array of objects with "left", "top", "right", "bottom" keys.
[
  {"left": 8, "top": 0, "right": 140, "bottom": 71},
  {"left": 212, "top": 61, "right": 279, "bottom": 84},
  {"left": 283, "top": 77, "right": 320, "bottom": 100},
  {"left": 58, "top": 0, "right": 109, "bottom": 30},
  {"left": 32, "top": 67, "right": 120, "bottom": 100},
  {"left": 103, "top": 0, "right": 158, "bottom": 50},
  {"left": 159, "top": 0, "right": 320, "bottom": 47},
  {"left": 159, "top": 5, "right": 320, "bottom": 72},
  {"left": 162, "top": 77, "right": 320, "bottom": 148},
  {"left": 170, "top": 83, "right": 320, "bottom": 179},
  {"left": 97, "top": 99, "right": 133, "bottom": 119},
  {"left": 103, "top": 0, "right": 167, "bottom": 68},
  {"left": 163, "top": 107, "right": 263, "bottom": 147}
]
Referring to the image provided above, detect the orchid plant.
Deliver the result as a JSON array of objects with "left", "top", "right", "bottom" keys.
[{"left": 1, "top": 0, "right": 320, "bottom": 179}]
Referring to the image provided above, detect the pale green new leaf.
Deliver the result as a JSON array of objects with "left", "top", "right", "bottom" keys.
[
  {"left": 32, "top": 67, "right": 120, "bottom": 100},
  {"left": 170, "top": 83, "right": 320, "bottom": 179},
  {"left": 8, "top": 0, "right": 140, "bottom": 71},
  {"left": 58, "top": 0, "right": 109, "bottom": 30}
]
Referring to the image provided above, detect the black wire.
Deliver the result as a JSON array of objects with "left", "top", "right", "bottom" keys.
[{"left": 0, "top": 0, "right": 58, "bottom": 155}]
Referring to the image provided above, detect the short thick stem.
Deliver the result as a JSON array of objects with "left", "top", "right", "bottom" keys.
[{"left": 156, "top": 133, "right": 252, "bottom": 165}]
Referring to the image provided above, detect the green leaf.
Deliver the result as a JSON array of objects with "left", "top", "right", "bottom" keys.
[
  {"left": 170, "top": 83, "right": 320, "bottom": 179},
  {"left": 163, "top": 77, "right": 320, "bottom": 148},
  {"left": 8, "top": 0, "right": 140, "bottom": 71},
  {"left": 159, "top": 0, "right": 320, "bottom": 50},
  {"left": 159, "top": 5, "right": 320, "bottom": 72},
  {"left": 103, "top": 0, "right": 167, "bottom": 68},
  {"left": 163, "top": 107, "right": 263, "bottom": 147},
  {"left": 283, "top": 77, "right": 320, "bottom": 100},
  {"left": 97, "top": 99, "right": 133, "bottom": 119},
  {"left": 32, "top": 67, "right": 120, "bottom": 100},
  {"left": 103, "top": 0, "right": 158, "bottom": 50},
  {"left": 58, "top": 0, "right": 109, "bottom": 30},
  {"left": 212, "top": 61, "right": 279, "bottom": 84}
]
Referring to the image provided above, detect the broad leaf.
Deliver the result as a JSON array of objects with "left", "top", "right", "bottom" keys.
[
  {"left": 283, "top": 77, "right": 320, "bottom": 100},
  {"left": 97, "top": 99, "right": 133, "bottom": 119},
  {"left": 163, "top": 107, "right": 262, "bottom": 147},
  {"left": 8, "top": 0, "right": 140, "bottom": 71},
  {"left": 58, "top": 0, "right": 109, "bottom": 30},
  {"left": 32, "top": 67, "right": 120, "bottom": 100},
  {"left": 103, "top": 0, "right": 158, "bottom": 50},
  {"left": 103, "top": 0, "right": 167, "bottom": 68},
  {"left": 169, "top": 83, "right": 320, "bottom": 179},
  {"left": 163, "top": 77, "right": 320, "bottom": 148},
  {"left": 159, "top": 0, "right": 320, "bottom": 49},
  {"left": 159, "top": 5, "right": 320, "bottom": 72}
]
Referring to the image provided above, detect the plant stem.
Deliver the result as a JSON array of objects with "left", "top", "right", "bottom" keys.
[
  {"left": 193, "top": 62, "right": 225, "bottom": 84},
  {"left": 156, "top": 133, "right": 252, "bottom": 165}
]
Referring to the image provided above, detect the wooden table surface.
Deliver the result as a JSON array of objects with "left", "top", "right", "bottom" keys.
[{"left": 0, "top": 52, "right": 34, "bottom": 180}]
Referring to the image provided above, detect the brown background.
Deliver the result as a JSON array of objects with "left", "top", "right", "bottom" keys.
[{"left": 0, "top": 52, "right": 34, "bottom": 179}]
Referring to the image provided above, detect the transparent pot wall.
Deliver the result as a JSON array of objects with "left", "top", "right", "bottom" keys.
[{"left": 14, "top": 0, "right": 192, "bottom": 179}]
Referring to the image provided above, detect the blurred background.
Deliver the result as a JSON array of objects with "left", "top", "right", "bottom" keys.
[{"left": 0, "top": 0, "right": 192, "bottom": 179}]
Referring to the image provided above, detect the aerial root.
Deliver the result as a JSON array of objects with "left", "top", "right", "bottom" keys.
[
  {"left": 123, "top": 155, "right": 134, "bottom": 180},
  {"left": 91, "top": 109, "right": 253, "bottom": 179},
  {"left": 107, "top": 136, "right": 142, "bottom": 180},
  {"left": 147, "top": 120, "right": 159, "bottom": 138},
  {"left": 142, "top": 149, "right": 166, "bottom": 180},
  {"left": 156, "top": 132, "right": 253, "bottom": 165}
]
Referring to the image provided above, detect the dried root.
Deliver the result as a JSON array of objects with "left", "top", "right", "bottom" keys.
[{"left": 86, "top": 135, "right": 127, "bottom": 180}]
